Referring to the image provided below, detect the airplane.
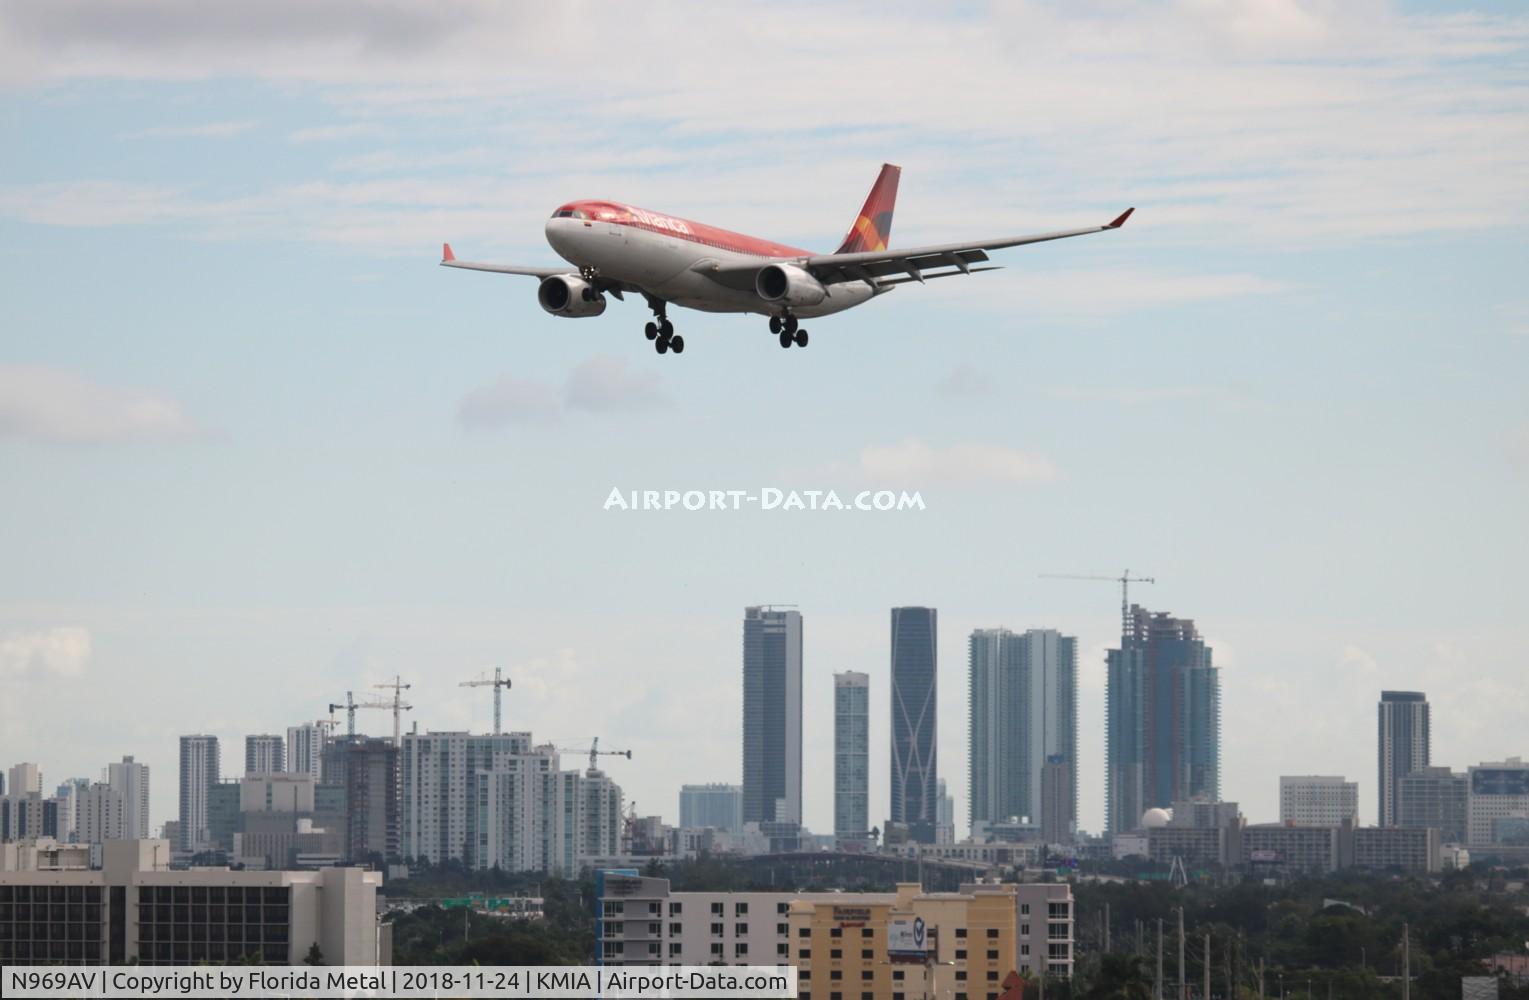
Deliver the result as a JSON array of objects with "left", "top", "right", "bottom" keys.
[{"left": 440, "top": 163, "right": 1132, "bottom": 356}]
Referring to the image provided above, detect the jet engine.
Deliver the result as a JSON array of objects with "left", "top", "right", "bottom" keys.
[
  {"left": 755, "top": 263, "right": 827, "bottom": 307},
  {"left": 537, "top": 275, "right": 607, "bottom": 317}
]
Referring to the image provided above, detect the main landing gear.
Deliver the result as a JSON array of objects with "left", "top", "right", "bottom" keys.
[
  {"left": 769, "top": 313, "right": 809, "bottom": 349},
  {"left": 644, "top": 299, "right": 684, "bottom": 355}
]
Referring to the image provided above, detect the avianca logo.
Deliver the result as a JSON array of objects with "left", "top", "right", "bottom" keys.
[{"left": 627, "top": 206, "right": 693, "bottom": 236}]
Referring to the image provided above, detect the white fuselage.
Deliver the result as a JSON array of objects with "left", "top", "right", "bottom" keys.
[{"left": 543, "top": 217, "right": 875, "bottom": 319}]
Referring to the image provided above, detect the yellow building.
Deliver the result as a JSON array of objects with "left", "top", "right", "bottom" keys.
[{"left": 788, "top": 881, "right": 1072, "bottom": 1000}]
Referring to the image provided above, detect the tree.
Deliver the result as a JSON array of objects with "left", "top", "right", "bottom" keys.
[{"left": 303, "top": 942, "right": 325, "bottom": 966}]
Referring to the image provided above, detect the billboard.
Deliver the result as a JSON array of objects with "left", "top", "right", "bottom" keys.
[
  {"left": 1472, "top": 769, "right": 1529, "bottom": 796},
  {"left": 888, "top": 916, "right": 927, "bottom": 961},
  {"left": 1249, "top": 849, "right": 1281, "bottom": 863}
]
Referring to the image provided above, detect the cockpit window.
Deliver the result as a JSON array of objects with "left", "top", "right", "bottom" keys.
[{"left": 552, "top": 208, "right": 590, "bottom": 219}]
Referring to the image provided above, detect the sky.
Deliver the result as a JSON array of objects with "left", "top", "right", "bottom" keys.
[{"left": 1, "top": 1, "right": 1526, "bottom": 840}]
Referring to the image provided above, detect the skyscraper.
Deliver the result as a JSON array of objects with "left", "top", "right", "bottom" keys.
[
  {"left": 741, "top": 606, "right": 802, "bottom": 825},
  {"left": 326, "top": 736, "right": 398, "bottom": 862},
  {"left": 968, "top": 628, "right": 1077, "bottom": 838},
  {"left": 678, "top": 784, "right": 743, "bottom": 833},
  {"left": 834, "top": 671, "right": 870, "bottom": 848},
  {"left": 177, "top": 735, "right": 220, "bottom": 854},
  {"left": 1105, "top": 605, "right": 1220, "bottom": 835},
  {"left": 106, "top": 755, "right": 151, "bottom": 840},
  {"left": 286, "top": 723, "right": 330, "bottom": 783},
  {"left": 890, "top": 606, "right": 938, "bottom": 840},
  {"left": 245, "top": 735, "right": 285, "bottom": 775},
  {"left": 1378, "top": 690, "right": 1430, "bottom": 827}
]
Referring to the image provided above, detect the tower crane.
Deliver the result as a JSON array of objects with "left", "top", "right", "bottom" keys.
[
  {"left": 329, "top": 691, "right": 396, "bottom": 738},
  {"left": 459, "top": 667, "right": 513, "bottom": 735},
  {"left": 551, "top": 737, "right": 632, "bottom": 773},
  {"left": 372, "top": 675, "right": 414, "bottom": 748},
  {"left": 1039, "top": 568, "right": 1156, "bottom": 636}
]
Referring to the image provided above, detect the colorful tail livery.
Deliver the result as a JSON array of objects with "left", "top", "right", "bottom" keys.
[{"left": 836, "top": 163, "right": 900, "bottom": 254}]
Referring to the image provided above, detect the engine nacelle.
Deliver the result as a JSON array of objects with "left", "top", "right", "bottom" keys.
[
  {"left": 538, "top": 275, "right": 607, "bottom": 317},
  {"left": 755, "top": 263, "right": 827, "bottom": 307}
]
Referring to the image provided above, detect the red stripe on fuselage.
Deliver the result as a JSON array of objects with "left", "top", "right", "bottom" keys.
[{"left": 557, "top": 200, "right": 812, "bottom": 259}]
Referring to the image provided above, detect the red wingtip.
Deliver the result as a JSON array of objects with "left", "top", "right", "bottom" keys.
[
  {"left": 1107, "top": 207, "right": 1135, "bottom": 229},
  {"left": 442, "top": 242, "right": 455, "bottom": 262}
]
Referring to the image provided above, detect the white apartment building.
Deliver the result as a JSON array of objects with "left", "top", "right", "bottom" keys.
[
  {"left": 106, "top": 756, "right": 150, "bottom": 840},
  {"left": 1280, "top": 776, "right": 1359, "bottom": 827}
]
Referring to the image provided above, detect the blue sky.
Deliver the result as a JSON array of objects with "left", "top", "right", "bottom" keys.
[{"left": 1, "top": 1, "right": 1526, "bottom": 837}]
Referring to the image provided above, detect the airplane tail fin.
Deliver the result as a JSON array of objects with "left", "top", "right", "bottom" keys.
[{"left": 836, "top": 163, "right": 901, "bottom": 254}]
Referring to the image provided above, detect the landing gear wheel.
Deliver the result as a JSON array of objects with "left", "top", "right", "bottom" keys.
[
  {"left": 655, "top": 336, "right": 670, "bottom": 355},
  {"left": 794, "top": 329, "right": 808, "bottom": 348},
  {"left": 769, "top": 316, "right": 783, "bottom": 335},
  {"left": 659, "top": 319, "right": 674, "bottom": 338},
  {"left": 645, "top": 322, "right": 658, "bottom": 341},
  {"left": 779, "top": 331, "right": 793, "bottom": 349},
  {"left": 784, "top": 315, "right": 799, "bottom": 335},
  {"left": 669, "top": 335, "right": 685, "bottom": 354}
]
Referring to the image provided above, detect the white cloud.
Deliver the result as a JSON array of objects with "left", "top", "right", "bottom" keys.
[
  {"left": 118, "top": 120, "right": 256, "bottom": 140},
  {"left": 0, "top": 365, "right": 203, "bottom": 444},
  {"left": 0, "top": 626, "right": 91, "bottom": 677},
  {"left": 457, "top": 375, "right": 561, "bottom": 429},
  {"left": 564, "top": 355, "right": 668, "bottom": 413},
  {"left": 857, "top": 439, "right": 1059, "bottom": 485},
  {"left": 0, "top": 4, "right": 1525, "bottom": 249}
]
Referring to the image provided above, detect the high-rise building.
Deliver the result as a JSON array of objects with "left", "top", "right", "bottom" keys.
[
  {"left": 245, "top": 735, "right": 285, "bottom": 775},
  {"left": 399, "top": 730, "right": 531, "bottom": 865},
  {"left": 106, "top": 756, "right": 150, "bottom": 840},
  {"left": 833, "top": 671, "right": 870, "bottom": 848},
  {"left": 890, "top": 606, "right": 938, "bottom": 841},
  {"left": 286, "top": 723, "right": 331, "bottom": 783},
  {"left": 677, "top": 784, "right": 743, "bottom": 833},
  {"left": 177, "top": 736, "right": 220, "bottom": 854},
  {"left": 1041, "top": 755, "right": 1076, "bottom": 844},
  {"left": 968, "top": 628, "right": 1077, "bottom": 839},
  {"left": 52, "top": 779, "right": 89, "bottom": 843},
  {"left": 741, "top": 606, "right": 802, "bottom": 825},
  {"left": 77, "top": 782, "right": 125, "bottom": 844},
  {"left": 325, "top": 737, "right": 399, "bottom": 862},
  {"left": 6, "top": 764, "right": 41, "bottom": 799},
  {"left": 1398, "top": 766, "right": 1468, "bottom": 843},
  {"left": 1466, "top": 758, "right": 1529, "bottom": 847},
  {"left": 1378, "top": 691, "right": 1430, "bottom": 827},
  {"left": 1105, "top": 605, "right": 1220, "bottom": 835},
  {"left": 1280, "top": 776, "right": 1359, "bottom": 827}
]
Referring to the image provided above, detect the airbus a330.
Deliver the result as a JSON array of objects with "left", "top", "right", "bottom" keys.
[{"left": 441, "top": 164, "right": 1132, "bottom": 356}]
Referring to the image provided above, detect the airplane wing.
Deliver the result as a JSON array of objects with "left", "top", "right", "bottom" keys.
[
  {"left": 701, "top": 208, "right": 1133, "bottom": 290},
  {"left": 804, "top": 208, "right": 1133, "bottom": 286},
  {"left": 438, "top": 243, "right": 568, "bottom": 278}
]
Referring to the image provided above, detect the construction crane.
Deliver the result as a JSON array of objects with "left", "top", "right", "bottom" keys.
[
  {"left": 1040, "top": 568, "right": 1156, "bottom": 636},
  {"left": 553, "top": 737, "right": 632, "bottom": 773},
  {"left": 459, "top": 667, "right": 512, "bottom": 735},
  {"left": 372, "top": 675, "right": 414, "bottom": 748},
  {"left": 586, "top": 737, "right": 632, "bottom": 774},
  {"left": 329, "top": 691, "right": 396, "bottom": 738}
]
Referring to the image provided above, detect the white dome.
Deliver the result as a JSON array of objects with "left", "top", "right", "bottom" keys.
[{"left": 1142, "top": 807, "right": 1172, "bottom": 828}]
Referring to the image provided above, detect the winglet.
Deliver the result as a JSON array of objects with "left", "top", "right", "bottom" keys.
[
  {"left": 1106, "top": 207, "right": 1135, "bottom": 229},
  {"left": 442, "top": 242, "right": 455, "bottom": 262}
]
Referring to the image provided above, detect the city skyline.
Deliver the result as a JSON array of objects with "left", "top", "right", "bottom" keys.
[{"left": 6, "top": 597, "right": 1527, "bottom": 842}]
